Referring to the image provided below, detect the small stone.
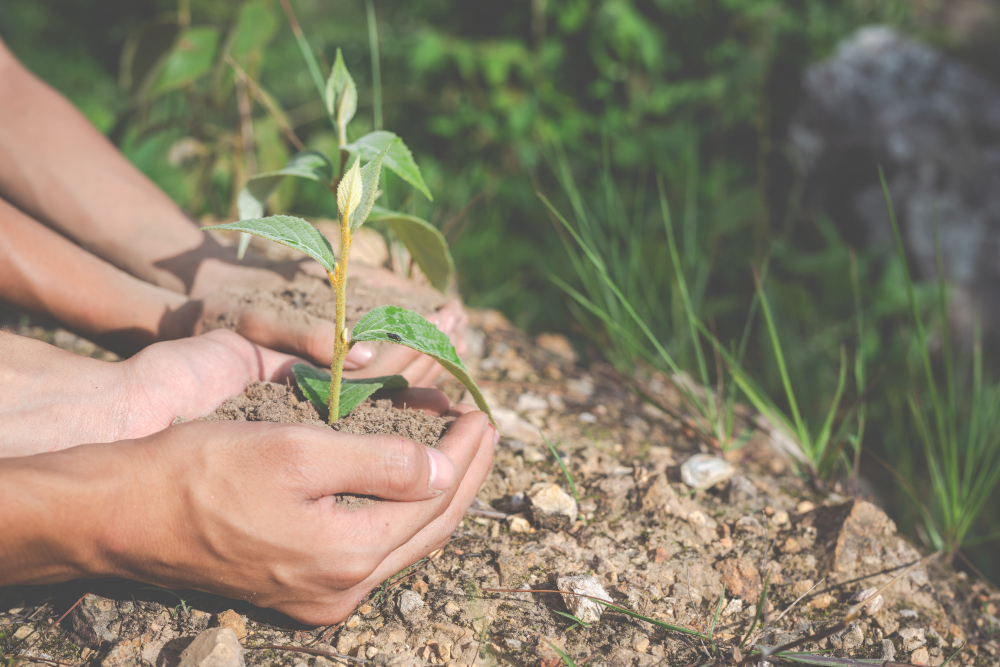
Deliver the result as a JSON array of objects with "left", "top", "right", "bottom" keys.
[
  {"left": 516, "top": 393, "right": 549, "bottom": 413},
  {"left": 632, "top": 634, "right": 650, "bottom": 652},
  {"left": 13, "top": 625, "right": 35, "bottom": 641},
  {"left": 791, "top": 580, "right": 815, "bottom": 596},
  {"left": 680, "top": 454, "right": 735, "bottom": 490},
  {"left": 388, "top": 629, "right": 407, "bottom": 644},
  {"left": 850, "top": 587, "right": 884, "bottom": 615},
  {"left": 797, "top": 501, "right": 816, "bottom": 513},
  {"left": 781, "top": 537, "right": 802, "bottom": 554},
  {"left": 345, "top": 615, "right": 361, "bottom": 629},
  {"left": 504, "top": 637, "right": 523, "bottom": 650},
  {"left": 444, "top": 601, "right": 461, "bottom": 616},
  {"left": 178, "top": 628, "right": 245, "bottom": 667},
  {"left": 397, "top": 590, "right": 425, "bottom": 623},
  {"left": 881, "top": 638, "right": 896, "bottom": 661},
  {"left": 556, "top": 576, "right": 612, "bottom": 625},
  {"left": 899, "top": 628, "right": 926, "bottom": 652},
  {"left": 653, "top": 547, "right": 669, "bottom": 564},
  {"left": 411, "top": 580, "right": 429, "bottom": 596},
  {"left": 336, "top": 632, "right": 357, "bottom": 654},
  {"left": 686, "top": 511, "right": 708, "bottom": 526},
  {"left": 909, "top": 647, "right": 930, "bottom": 665},
  {"left": 69, "top": 594, "right": 120, "bottom": 647},
  {"left": 723, "top": 599, "right": 743, "bottom": 617},
  {"left": 215, "top": 610, "right": 247, "bottom": 641},
  {"left": 365, "top": 647, "right": 379, "bottom": 659},
  {"left": 831, "top": 623, "right": 864, "bottom": 651},
  {"left": 536, "top": 333, "right": 578, "bottom": 363},
  {"left": 771, "top": 510, "right": 790, "bottom": 526},
  {"left": 527, "top": 482, "right": 578, "bottom": 531},
  {"left": 521, "top": 446, "right": 546, "bottom": 463},
  {"left": 578, "top": 411, "right": 597, "bottom": 423},
  {"left": 507, "top": 514, "right": 532, "bottom": 533},
  {"left": 720, "top": 536, "right": 734, "bottom": 549},
  {"left": 715, "top": 558, "right": 761, "bottom": 600},
  {"left": 358, "top": 602, "right": 373, "bottom": 615},
  {"left": 807, "top": 593, "right": 837, "bottom": 610}
]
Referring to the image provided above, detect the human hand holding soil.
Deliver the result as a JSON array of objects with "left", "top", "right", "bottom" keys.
[{"left": 0, "top": 404, "right": 496, "bottom": 624}]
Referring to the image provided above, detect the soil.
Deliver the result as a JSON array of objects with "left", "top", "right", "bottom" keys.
[
  {"left": 2, "top": 309, "right": 1000, "bottom": 667},
  {"left": 200, "top": 274, "right": 447, "bottom": 335}
]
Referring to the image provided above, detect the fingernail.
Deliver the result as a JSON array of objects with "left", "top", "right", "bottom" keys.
[
  {"left": 427, "top": 449, "right": 456, "bottom": 492},
  {"left": 493, "top": 428, "right": 501, "bottom": 445},
  {"left": 344, "top": 343, "right": 375, "bottom": 369}
]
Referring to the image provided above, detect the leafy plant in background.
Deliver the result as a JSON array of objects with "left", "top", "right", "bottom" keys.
[
  {"left": 880, "top": 170, "right": 1000, "bottom": 557},
  {"left": 203, "top": 150, "right": 493, "bottom": 426}
]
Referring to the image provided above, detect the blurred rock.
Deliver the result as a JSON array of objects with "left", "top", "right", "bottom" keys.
[
  {"left": 680, "top": 454, "right": 735, "bottom": 490},
  {"left": 178, "top": 628, "right": 244, "bottom": 667},
  {"left": 556, "top": 576, "right": 612, "bottom": 624},
  {"left": 793, "top": 26, "right": 1000, "bottom": 338}
]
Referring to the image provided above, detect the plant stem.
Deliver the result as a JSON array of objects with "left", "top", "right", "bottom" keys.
[{"left": 327, "top": 222, "right": 353, "bottom": 424}]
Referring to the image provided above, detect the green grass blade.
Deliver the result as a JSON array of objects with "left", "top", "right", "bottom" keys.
[
  {"left": 543, "top": 433, "right": 579, "bottom": 502},
  {"left": 814, "top": 346, "right": 848, "bottom": 473},
  {"left": 546, "top": 642, "right": 578, "bottom": 667},
  {"left": 739, "top": 568, "right": 771, "bottom": 649}
]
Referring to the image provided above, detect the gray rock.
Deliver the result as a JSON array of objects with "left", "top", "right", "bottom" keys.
[
  {"left": 881, "top": 638, "right": 896, "bottom": 661},
  {"left": 793, "top": 26, "right": 1000, "bottom": 338},
  {"left": 178, "top": 628, "right": 245, "bottom": 667},
  {"left": 68, "top": 594, "right": 119, "bottom": 648},
  {"left": 527, "top": 482, "right": 578, "bottom": 530},
  {"left": 680, "top": 454, "right": 735, "bottom": 490},
  {"left": 898, "top": 627, "right": 927, "bottom": 652},
  {"left": 396, "top": 590, "right": 425, "bottom": 623},
  {"left": 556, "top": 575, "right": 612, "bottom": 625},
  {"left": 831, "top": 623, "right": 864, "bottom": 651}
]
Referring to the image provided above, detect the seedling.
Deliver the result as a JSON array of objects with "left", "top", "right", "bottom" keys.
[{"left": 204, "top": 160, "right": 494, "bottom": 425}]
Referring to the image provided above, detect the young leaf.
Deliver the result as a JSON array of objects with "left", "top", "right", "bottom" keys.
[
  {"left": 348, "top": 144, "right": 390, "bottom": 233},
  {"left": 343, "top": 131, "right": 432, "bottom": 201},
  {"left": 368, "top": 206, "right": 454, "bottom": 292},
  {"left": 293, "top": 364, "right": 407, "bottom": 419},
  {"left": 337, "top": 156, "right": 363, "bottom": 222},
  {"left": 236, "top": 150, "right": 335, "bottom": 259},
  {"left": 325, "top": 48, "right": 357, "bottom": 140},
  {"left": 202, "top": 215, "right": 336, "bottom": 273},
  {"left": 352, "top": 306, "right": 497, "bottom": 427}
]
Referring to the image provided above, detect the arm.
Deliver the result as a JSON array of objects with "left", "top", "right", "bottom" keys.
[{"left": 0, "top": 409, "right": 496, "bottom": 624}]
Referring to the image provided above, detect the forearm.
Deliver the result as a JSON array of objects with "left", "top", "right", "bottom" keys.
[
  {"left": 0, "top": 447, "right": 113, "bottom": 585},
  {"left": 0, "top": 196, "right": 198, "bottom": 352},
  {"left": 0, "top": 39, "right": 242, "bottom": 294}
]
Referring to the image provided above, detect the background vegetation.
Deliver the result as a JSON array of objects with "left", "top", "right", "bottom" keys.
[{"left": 2, "top": 0, "right": 998, "bottom": 580}]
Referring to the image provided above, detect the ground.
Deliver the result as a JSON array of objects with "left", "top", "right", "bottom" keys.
[{"left": 2, "top": 307, "right": 999, "bottom": 667}]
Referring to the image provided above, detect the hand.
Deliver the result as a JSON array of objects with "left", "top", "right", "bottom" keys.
[
  {"left": 192, "top": 262, "right": 470, "bottom": 387},
  {"left": 0, "top": 404, "right": 498, "bottom": 625},
  {"left": 0, "top": 329, "right": 302, "bottom": 458}
]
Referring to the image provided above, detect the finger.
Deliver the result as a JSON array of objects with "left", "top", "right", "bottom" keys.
[
  {"left": 342, "top": 344, "right": 421, "bottom": 381},
  {"left": 350, "top": 414, "right": 496, "bottom": 596},
  {"left": 305, "top": 412, "right": 487, "bottom": 505},
  {"left": 376, "top": 388, "right": 451, "bottom": 416},
  {"left": 197, "top": 329, "right": 304, "bottom": 383},
  {"left": 344, "top": 342, "right": 375, "bottom": 371},
  {"left": 399, "top": 355, "right": 440, "bottom": 387},
  {"left": 224, "top": 304, "right": 336, "bottom": 367}
]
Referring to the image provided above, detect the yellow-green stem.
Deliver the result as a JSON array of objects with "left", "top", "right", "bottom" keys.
[{"left": 327, "top": 224, "right": 353, "bottom": 424}]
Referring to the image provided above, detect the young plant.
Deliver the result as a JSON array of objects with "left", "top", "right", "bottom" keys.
[
  {"left": 203, "top": 150, "right": 495, "bottom": 426},
  {"left": 234, "top": 8, "right": 454, "bottom": 292}
]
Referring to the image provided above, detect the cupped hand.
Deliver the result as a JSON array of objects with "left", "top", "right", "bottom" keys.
[
  {"left": 0, "top": 329, "right": 301, "bottom": 457},
  {"left": 192, "top": 262, "right": 469, "bottom": 387},
  {"left": 9, "top": 404, "right": 497, "bottom": 624}
]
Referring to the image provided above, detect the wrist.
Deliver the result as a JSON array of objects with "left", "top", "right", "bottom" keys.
[{"left": 0, "top": 447, "right": 118, "bottom": 584}]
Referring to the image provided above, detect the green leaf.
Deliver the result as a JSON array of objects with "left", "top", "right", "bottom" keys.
[
  {"left": 202, "top": 215, "right": 336, "bottom": 273},
  {"left": 227, "top": 0, "right": 280, "bottom": 60},
  {"left": 325, "top": 48, "right": 357, "bottom": 140},
  {"left": 293, "top": 364, "right": 408, "bottom": 419},
  {"left": 147, "top": 27, "right": 220, "bottom": 98},
  {"left": 343, "top": 131, "right": 432, "bottom": 201},
  {"left": 348, "top": 144, "right": 389, "bottom": 233},
  {"left": 368, "top": 206, "right": 454, "bottom": 292},
  {"left": 352, "top": 306, "right": 496, "bottom": 428},
  {"left": 235, "top": 150, "right": 334, "bottom": 259}
]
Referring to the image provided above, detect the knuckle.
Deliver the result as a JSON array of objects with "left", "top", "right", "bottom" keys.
[{"left": 375, "top": 436, "right": 425, "bottom": 495}]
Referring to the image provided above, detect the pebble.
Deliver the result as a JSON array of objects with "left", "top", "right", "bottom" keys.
[
  {"left": 797, "top": 501, "right": 816, "bottom": 513},
  {"left": 850, "top": 587, "right": 884, "bottom": 615},
  {"left": 397, "top": 590, "right": 425, "bottom": 622},
  {"left": 909, "top": 647, "right": 930, "bottom": 665},
  {"left": 723, "top": 599, "right": 743, "bottom": 617},
  {"left": 736, "top": 516, "right": 764, "bottom": 536},
  {"left": 507, "top": 514, "right": 532, "bottom": 533},
  {"left": 632, "top": 634, "right": 650, "bottom": 652},
  {"left": 781, "top": 537, "right": 802, "bottom": 554},
  {"left": 881, "top": 638, "right": 896, "bottom": 661},
  {"left": 178, "top": 628, "right": 245, "bottom": 667},
  {"left": 215, "top": 610, "right": 246, "bottom": 641},
  {"left": 791, "top": 580, "right": 815, "bottom": 596},
  {"left": 680, "top": 454, "right": 736, "bottom": 489},
  {"left": 578, "top": 411, "right": 597, "bottom": 423},
  {"left": 831, "top": 623, "right": 864, "bottom": 651},
  {"left": 807, "top": 593, "right": 837, "bottom": 610},
  {"left": 444, "top": 601, "right": 461, "bottom": 616},
  {"left": 556, "top": 575, "right": 612, "bottom": 625},
  {"left": 516, "top": 393, "right": 549, "bottom": 413},
  {"left": 527, "top": 482, "right": 578, "bottom": 530},
  {"left": 899, "top": 628, "right": 926, "bottom": 651}
]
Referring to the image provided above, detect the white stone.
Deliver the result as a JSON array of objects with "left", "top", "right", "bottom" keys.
[
  {"left": 850, "top": 587, "right": 884, "bottom": 615},
  {"left": 722, "top": 599, "right": 743, "bottom": 617},
  {"left": 578, "top": 412, "right": 597, "bottom": 423},
  {"left": 556, "top": 576, "right": 612, "bottom": 625},
  {"left": 516, "top": 393, "right": 549, "bottom": 413},
  {"left": 527, "top": 482, "right": 578, "bottom": 530},
  {"left": 680, "top": 454, "right": 735, "bottom": 489},
  {"left": 898, "top": 627, "right": 926, "bottom": 652},
  {"left": 397, "top": 590, "right": 425, "bottom": 622},
  {"left": 178, "top": 628, "right": 245, "bottom": 667}
]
